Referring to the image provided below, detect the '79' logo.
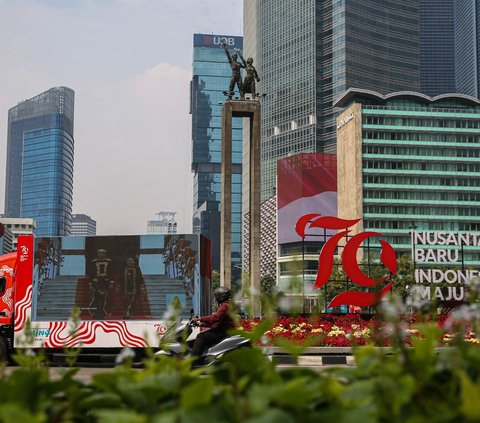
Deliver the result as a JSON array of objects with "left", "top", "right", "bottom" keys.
[{"left": 295, "top": 214, "right": 397, "bottom": 308}]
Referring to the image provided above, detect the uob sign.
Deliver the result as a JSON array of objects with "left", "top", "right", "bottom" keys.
[{"left": 295, "top": 215, "right": 397, "bottom": 308}]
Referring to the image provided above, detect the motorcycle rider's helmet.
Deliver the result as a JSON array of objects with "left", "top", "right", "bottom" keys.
[{"left": 214, "top": 287, "right": 232, "bottom": 304}]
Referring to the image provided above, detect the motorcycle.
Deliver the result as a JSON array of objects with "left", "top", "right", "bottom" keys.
[{"left": 155, "top": 319, "right": 251, "bottom": 367}]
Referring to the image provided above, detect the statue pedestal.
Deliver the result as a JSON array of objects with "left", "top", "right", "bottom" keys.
[{"left": 221, "top": 100, "right": 261, "bottom": 316}]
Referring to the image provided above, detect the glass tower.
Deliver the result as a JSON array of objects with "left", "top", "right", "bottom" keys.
[
  {"left": 4, "top": 87, "right": 75, "bottom": 236},
  {"left": 191, "top": 34, "right": 243, "bottom": 273},
  {"left": 455, "top": 0, "right": 479, "bottom": 98},
  {"left": 419, "top": 0, "right": 456, "bottom": 96},
  {"left": 245, "top": 0, "right": 420, "bottom": 200}
]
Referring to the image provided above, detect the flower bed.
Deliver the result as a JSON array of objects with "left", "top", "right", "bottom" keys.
[{"left": 237, "top": 313, "right": 480, "bottom": 347}]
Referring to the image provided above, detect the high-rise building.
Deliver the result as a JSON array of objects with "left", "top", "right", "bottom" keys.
[
  {"left": 335, "top": 88, "right": 480, "bottom": 266},
  {"left": 0, "top": 217, "right": 36, "bottom": 253},
  {"left": 71, "top": 214, "right": 97, "bottom": 236},
  {"left": 419, "top": 0, "right": 456, "bottom": 96},
  {"left": 419, "top": 0, "right": 479, "bottom": 98},
  {"left": 454, "top": 0, "right": 479, "bottom": 98},
  {"left": 147, "top": 212, "right": 177, "bottom": 235},
  {"left": 4, "top": 87, "right": 75, "bottom": 236},
  {"left": 191, "top": 34, "right": 243, "bottom": 274},
  {"left": 244, "top": 0, "right": 420, "bottom": 200}
]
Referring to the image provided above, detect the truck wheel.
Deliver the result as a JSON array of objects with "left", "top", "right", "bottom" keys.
[{"left": 0, "top": 336, "right": 8, "bottom": 362}]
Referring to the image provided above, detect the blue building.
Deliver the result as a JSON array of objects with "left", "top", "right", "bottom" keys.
[
  {"left": 454, "top": 0, "right": 479, "bottom": 98},
  {"left": 191, "top": 34, "right": 243, "bottom": 275},
  {"left": 419, "top": 0, "right": 456, "bottom": 96},
  {"left": 420, "top": 0, "right": 479, "bottom": 98},
  {"left": 4, "top": 87, "right": 75, "bottom": 236}
]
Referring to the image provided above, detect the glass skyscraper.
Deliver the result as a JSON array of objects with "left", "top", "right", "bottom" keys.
[
  {"left": 455, "top": 0, "right": 479, "bottom": 98},
  {"left": 244, "top": 0, "right": 420, "bottom": 200},
  {"left": 4, "top": 87, "right": 75, "bottom": 236},
  {"left": 419, "top": 0, "right": 479, "bottom": 98},
  {"left": 191, "top": 34, "right": 243, "bottom": 273},
  {"left": 419, "top": 0, "right": 456, "bottom": 96}
]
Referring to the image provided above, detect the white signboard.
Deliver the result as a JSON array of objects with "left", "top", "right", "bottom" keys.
[{"left": 411, "top": 231, "right": 480, "bottom": 302}]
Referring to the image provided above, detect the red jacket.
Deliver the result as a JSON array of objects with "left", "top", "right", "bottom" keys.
[{"left": 200, "top": 302, "right": 234, "bottom": 331}]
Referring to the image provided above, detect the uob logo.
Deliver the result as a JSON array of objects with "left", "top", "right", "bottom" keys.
[{"left": 295, "top": 215, "right": 397, "bottom": 308}]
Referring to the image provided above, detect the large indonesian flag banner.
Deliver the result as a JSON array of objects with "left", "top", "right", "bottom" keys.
[{"left": 277, "top": 153, "right": 337, "bottom": 244}]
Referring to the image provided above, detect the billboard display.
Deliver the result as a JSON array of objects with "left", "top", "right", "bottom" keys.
[
  {"left": 277, "top": 153, "right": 337, "bottom": 244},
  {"left": 32, "top": 234, "right": 205, "bottom": 322}
]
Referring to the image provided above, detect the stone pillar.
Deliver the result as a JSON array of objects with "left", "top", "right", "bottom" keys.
[{"left": 221, "top": 100, "right": 261, "bottom": 316}]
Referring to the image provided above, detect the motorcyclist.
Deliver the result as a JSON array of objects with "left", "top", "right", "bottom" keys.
[{"left": 190, "top": 287, "right": 234, "bottom": 358}]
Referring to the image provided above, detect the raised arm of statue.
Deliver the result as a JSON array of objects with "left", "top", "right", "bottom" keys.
[
  {"left": 236, "top": 49, "right": 247, "bottom": 67},
  {"left": 221, "top": 39, "right": 232, "bottom": 63}
]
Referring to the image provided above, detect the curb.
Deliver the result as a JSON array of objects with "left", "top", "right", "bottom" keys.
[{"left": 272, "top": 355, "right": 356, "bottom": 366}]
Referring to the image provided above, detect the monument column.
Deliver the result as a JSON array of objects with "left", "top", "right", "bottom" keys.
[{"left": 221, "top": 100, "right": 261, "bottom": 316}]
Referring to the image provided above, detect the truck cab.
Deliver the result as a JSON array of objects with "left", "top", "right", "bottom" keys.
[{"left": 0, "top": 252, "right": 16, "bottom": 360}]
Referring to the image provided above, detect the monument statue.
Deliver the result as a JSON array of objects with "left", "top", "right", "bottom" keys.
[
  {"left": 237, "top": 50, "right": 260, "bottom": 98},
  {"left": 221, "top": 39, "right": 244, "bottom": 100}
]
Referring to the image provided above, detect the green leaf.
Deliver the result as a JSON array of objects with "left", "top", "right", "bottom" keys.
[
  {"left": 180, "top": 377, "right": 214, "bottom": 409},
  {"left": 244, "top": 408, "right": 295, "bottom": 423},
  {"left": 94, "top": 409, "right": 147, "bottom": 423},
  {"left": 0, "top": 404, "right": 45, "bottom": 423},
  {"left": 78, "top": 393, "right": 124, "bottom": 410},
  {"left": 459, "top": 371, "right": 480, "bottom": 420}
]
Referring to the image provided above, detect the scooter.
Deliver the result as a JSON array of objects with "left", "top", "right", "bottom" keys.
[{"left": 155, "top": 319, "right": 251, "bottom": 366}]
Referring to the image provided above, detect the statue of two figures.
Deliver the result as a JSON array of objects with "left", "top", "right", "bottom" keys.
[{"left": 221, "top": 38, "right": 260, "bottom": 100}]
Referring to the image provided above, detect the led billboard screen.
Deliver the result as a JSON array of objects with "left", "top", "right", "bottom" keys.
[
  {"left": 32, "top": 234, "right": 206, "bottom": 322},
  {"left": 277, "top": 153, "right": 337, "bottom": 244}
]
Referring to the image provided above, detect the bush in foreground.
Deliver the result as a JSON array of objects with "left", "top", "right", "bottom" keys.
[{"left": 1, "top": 318, "right": 480, "bottom": 423}]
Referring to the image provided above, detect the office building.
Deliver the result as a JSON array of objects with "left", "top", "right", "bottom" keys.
[
  {"left": 454, "top": 0, "right": 479, "bottom": 98},
  {"left": 0, "top": 217, "right": 36, "bottom": 253},
  {"left": 147, "top": 212, "right": 177, "bottom": 235},
  {"left": 244, "top": 0, "right": 420, "bottom": 200},
  {"left": 71, "top": 214, "right": 97, "bottom": 236},
  {"left": 419, "top": 0, "right": 456, "bottom": 96},
  {"left": 335, "top": 88, "right": 480, "bottom": 266},
  {"left": 4, "top": 87, "right": 75, "bottom": 236},
  {"left": 191, "top": 34, "right": 243, "bottom": 274},
  {"left": 419, "top": 0, "right": 479, "bottom": 98}
]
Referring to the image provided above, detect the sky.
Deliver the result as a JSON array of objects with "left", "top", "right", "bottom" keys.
[{"left": 0, "top": 0, "right": 243, "bottom": 235}]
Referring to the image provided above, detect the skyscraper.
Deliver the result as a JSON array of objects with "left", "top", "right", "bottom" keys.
[
  {"left": 419, "top": 0, "right": 456, "bottom": 96},
  {"left": 71, "top": 214, "right": 97, "bottom": 236},
  {"left": 191, "top": 34, "right": 243, "bottom": 272},
  {"left": 4, "top": 87, "right": 75, "bottom": 236},
  {"left": 454, "top": 0, "right": 479, "bottom": 98},
  {"left": 244, "top": 0, "right": 420, "bottom": 200}
]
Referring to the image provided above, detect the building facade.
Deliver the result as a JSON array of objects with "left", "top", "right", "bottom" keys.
[
  {"left": 4, "top": 87, "right": 75, "bottom": 236},
  {"left": 419, "top": 0, "right": 456, "bottom": 96},
  {"left": 419, "top": 0, "right": 479, "bottom": 98},
  {"left": 0, "top": 217, "right": 36, "bottom": 253},
  {"left": 454, "top": 0, "right": 479, "bottom": 98},
  {"left": 244, "top": 0, "right": 420, "bottom": 200},
  {"left": 71, "top": 214, "right": 97, "bottom": 236},
  {"left": 335, "top": 88, "right": 480, "bottom": 266},
  {"left": 147, "top": 212, "right": 177, "bottom": 235},
  {"left": 191, "top": 34, "right": 243, "bottom": 275}
]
